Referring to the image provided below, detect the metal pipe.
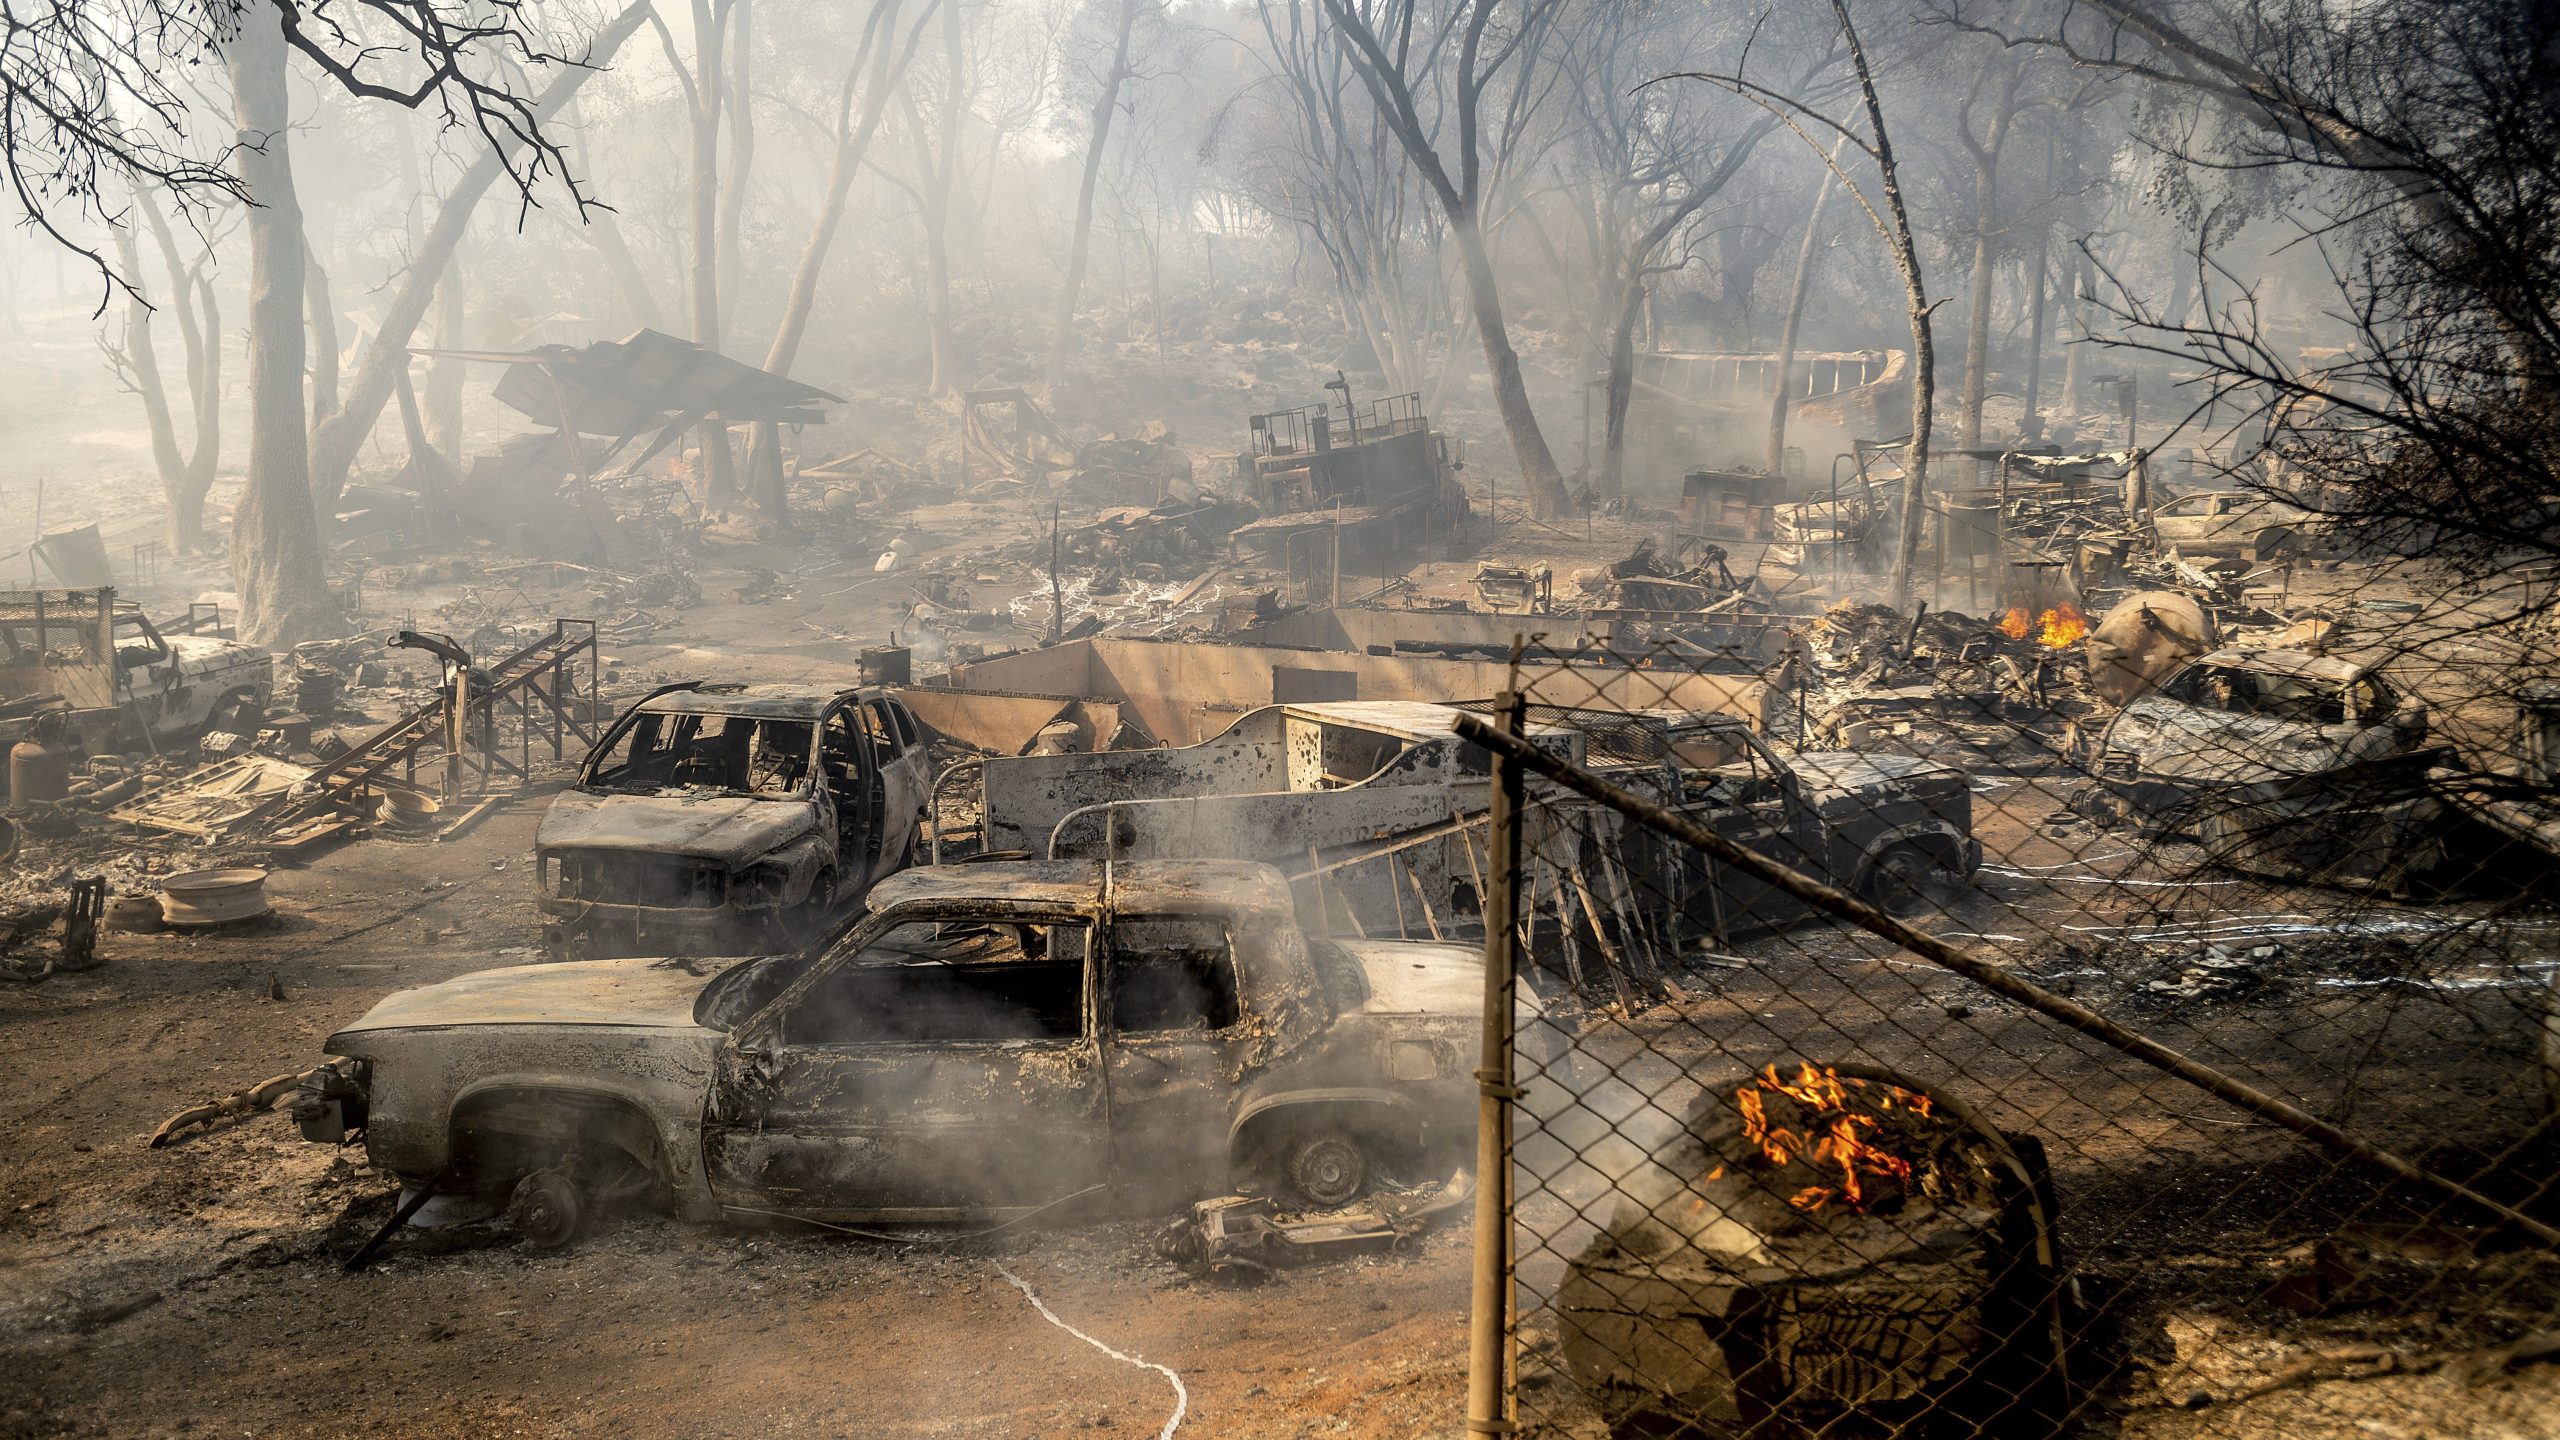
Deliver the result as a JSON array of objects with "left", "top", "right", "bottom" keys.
[
  {"left": 1464, "top": 691, "right": 1525, "bottom": 1434},
  {"left": 1045, "top": 798, "right": 1122, "bottom": 861},
  {"left": 924, "top": 758, "right": 988, "bottom": 865},
  {"left": 1450, "top": 711, "right": 2560, "bottom": 1248}
]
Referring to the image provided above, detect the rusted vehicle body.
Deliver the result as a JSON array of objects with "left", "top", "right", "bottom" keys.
[
  {"left": 535, "top": 682, "right": 930, "bottom": 959},
  {"left": 2149, "top": 488, "right": 2317, "bottom": 560},
  {"left": 304, "top": 860, "right": 1538, "bottom": 1239},
  {"left": 2092, "top": 649, "right": 2451, "bottom": 890},
  {"left": 973, "top": 701, "right": 1979, "bottom": 940},
  {"left": 0, "top": 589, "right": 271, "bottom": 756}
]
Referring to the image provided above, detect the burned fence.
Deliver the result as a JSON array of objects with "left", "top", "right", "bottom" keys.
[{"left": 1457, "top": 634, "right": 2560, "bottom": 1439}]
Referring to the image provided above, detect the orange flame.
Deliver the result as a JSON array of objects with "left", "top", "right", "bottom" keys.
[
  {"left": 1736, "top": 1063, "right": 1937, "bottom": 1215},
  {"left": 2039, "top": 602, "right": 2089, "bottom": 648},
  {"left": 2001, "top": 603, "right": 2087, "bottom": 647}
]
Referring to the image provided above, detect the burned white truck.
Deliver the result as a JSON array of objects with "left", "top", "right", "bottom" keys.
[
  {"left": 0, "top": 589, "right": 271, "bottom": 758},
  {"left": 535, "top": 682, "right": 930, "bottom": 959},
  {"left": 299, "top": 860, "right": 1544, "bottom": 1243}
]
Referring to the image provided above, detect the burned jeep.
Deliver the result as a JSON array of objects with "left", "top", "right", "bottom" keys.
[
  {"left": 536, "top": 682, "right": 930, "bottom": 959},
  {"left": 303, "top": 860, "right": 1552, "bottom": 1243}
]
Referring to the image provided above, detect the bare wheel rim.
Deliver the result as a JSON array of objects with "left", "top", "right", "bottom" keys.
[
  {"left": 1286, "top": 1130, "right": 1367, "bottom": 1208},
  {"left": 507, "top": 1170, "right": 583, "bottom": 1249}
]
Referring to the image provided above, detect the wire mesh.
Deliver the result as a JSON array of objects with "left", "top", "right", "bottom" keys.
[{"left": 1448, "top": 560, "right": 2560, "bottom": 1439}]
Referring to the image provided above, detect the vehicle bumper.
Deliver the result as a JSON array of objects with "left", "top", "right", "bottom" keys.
[{"left": 538, "top": 898, "right": 788, "bottom": 958}]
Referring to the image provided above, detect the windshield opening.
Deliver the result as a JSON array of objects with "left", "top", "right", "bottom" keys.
[{"left": 585, "top": 710, "right": 816, "bottom": 795}]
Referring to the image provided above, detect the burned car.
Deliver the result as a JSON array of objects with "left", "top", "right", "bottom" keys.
[
  {"left": 535, "top": 682, "right": 930, "bottom": 959},
  {"left": 1597, "top": 711, "right": 1981, "bottom": 928},
  {"left": 301, "top": 860, "right": 1540, "bottom": 1243},
  {"left": 2091, "top": 649, "right": 2448, "bottom": 889},
  {"left": 2149, "top": 488, "right": 2317, "bottom": 560}
]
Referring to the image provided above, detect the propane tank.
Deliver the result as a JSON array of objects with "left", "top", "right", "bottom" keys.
[{"left": 8, "top": 717, "right": 73, "bottom": 807}]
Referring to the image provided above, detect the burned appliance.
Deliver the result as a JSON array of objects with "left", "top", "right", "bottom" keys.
[{"left": 1559, "top": 1063, "right": 2067, "bottom": 1439}]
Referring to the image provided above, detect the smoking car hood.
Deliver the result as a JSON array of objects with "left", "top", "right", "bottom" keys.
[
  {"left": 536, "top": 790, "right": 814, "bottom": 860},
  {"left": 1788, "top": 752, "right": 1961, "bottom": 793},
  {"left": 1341, "top": 940, "right": 1488, "bottom": 1016},
  {"left": 331, "top": 957, "right": 737, "bottom": 1038}
]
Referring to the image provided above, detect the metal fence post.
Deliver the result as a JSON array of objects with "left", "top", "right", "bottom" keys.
[{"left": 1467, "top": 689, "right": 1526, "bottom": 1436}]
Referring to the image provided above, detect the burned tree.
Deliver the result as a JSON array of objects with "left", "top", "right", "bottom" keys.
[{"left": 1319, "top": 0, "right": 1572, "bottom": 518}]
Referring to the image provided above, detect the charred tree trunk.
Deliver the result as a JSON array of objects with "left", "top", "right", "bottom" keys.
[
  {"left": 1768, "top": 144, "right": 1842, "bottom": 476},
  {"left": 425, "top": 257, "right": 467, "bottom": 467},
  {"left": 1045, "top": 0, "right": 1142, "bottom": 394},
  {"left": 108, "top": 222, "right": 190, "bottom": 546},
  {"left": 919, "top": 0, "right": 966, "bottom": 400},
  {"left": 225, "top": 6, "right": 338, "bottom": 645},
  {"left": 717, "top": 0, "right": 757, "bottom": 326},
  {"left": 1597, "top": 271, "right": 1643, "bottom": 503},
  {"left": 1451, "top": 207, "right": 1567, "bottom": 515},
  {"left": 2021, "top": 242, "right": 2050, "bottom": 441},
  {"left": 564, "top": 97, "right": 666, "bottom": 332}
]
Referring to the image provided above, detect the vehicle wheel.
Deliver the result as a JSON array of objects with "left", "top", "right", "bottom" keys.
[
  {"left": 2251, "top": 528, "right": 2296, "bottom": 562},
  {"left": 1280, "top": 1125, "right": 1369, "bottom": 1209},
  {"left": 1865, "top": 844, "right": 1961, "bottom": 918},
  {"left": 507, "top": 1168, "right": 583, "bottom": 1249}
]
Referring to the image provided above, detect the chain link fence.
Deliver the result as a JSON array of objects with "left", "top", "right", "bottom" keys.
[{"left": 1440, "top": 570, "right": 2560, "bottom": 1439}]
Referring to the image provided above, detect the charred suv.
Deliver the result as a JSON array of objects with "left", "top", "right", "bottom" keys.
[
  {"left": 535, "top": 683, "right": 929, "bottom": 959},
  {"left": 301, "top": 861, "right": 1543, "bottom": 1241}
]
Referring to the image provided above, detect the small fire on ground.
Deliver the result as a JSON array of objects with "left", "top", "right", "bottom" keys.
[{"left": 2000, "top": 602, "right": 2089, "bottom": 649}]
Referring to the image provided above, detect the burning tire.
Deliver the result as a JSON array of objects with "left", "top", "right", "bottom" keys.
[{"left": 1557, "top": 1063, "right": 2068, "bottom": 1439}]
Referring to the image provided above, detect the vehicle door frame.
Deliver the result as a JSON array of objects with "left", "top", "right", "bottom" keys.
[
  {"left": 1095, "top": 903, "right": 1257, "bottom": 1204},
  {"left": 703, "top": 896, "right": 1112, "bottom": 1220},
  {"left": 811, "top": 695, "right": 872, "bottom": 873}
]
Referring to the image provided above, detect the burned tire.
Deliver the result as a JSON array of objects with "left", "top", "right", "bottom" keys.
[
  {"left": 507, "top": 1169, "right": 584, "bottom": 1249},
  {"left": 1864, "top": 843, "right": 1962, "bottom": 919},
  {"left": 1280, "top": 1125, "right": 1370, "bottom": 1209}
]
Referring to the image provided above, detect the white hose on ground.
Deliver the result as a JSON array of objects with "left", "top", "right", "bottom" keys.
[{"left": 994, "top": 1262, "right": 1188, "bottom": 1440}]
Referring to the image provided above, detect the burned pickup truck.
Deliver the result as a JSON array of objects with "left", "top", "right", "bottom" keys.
[
  {"left": 300, "top": 860, "right": 1546, "bottom": 1243},
  {"left": 535, "top": 683, "right": 930, "bottom": 959}
]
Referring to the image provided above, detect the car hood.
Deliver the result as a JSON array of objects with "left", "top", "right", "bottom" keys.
[
  {"left": 163, "top": 635, "right": 268, "bottom": 671},
  {"left": 331, "top": 956, "right": 739, "bottom": 1039},
  {"left": 2102, "top": 695, "right": 2374, "bottom": 784},
  {"left": 1342, "top": 939, "right": 1492, "bottom": 1016},
  {"left": 537, "top": 790, "right": 814, "bottom": 861},
  {"left": 1788, "top": 751, "right": 1962, "bottom": 794}
]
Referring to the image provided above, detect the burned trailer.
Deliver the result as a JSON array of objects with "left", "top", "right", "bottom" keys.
[
  {"left": 302, "top": 859, "right": 1559, "bottom": 1241},
  {"left": 535, "top": 682, "right": 930, "bottom": 959},
  {"left": 1227, "top": 389, "right": 1469, "bottom": 570}
]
